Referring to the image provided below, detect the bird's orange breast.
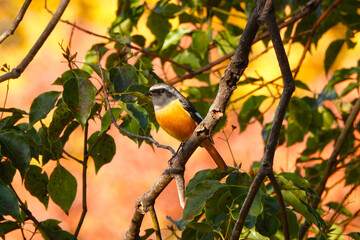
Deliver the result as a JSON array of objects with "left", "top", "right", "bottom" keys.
[{"left": 155, "top": 99, "right": 197, "bottom": 142}]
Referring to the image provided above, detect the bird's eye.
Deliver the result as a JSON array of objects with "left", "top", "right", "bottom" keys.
[{"left": 159, "top": 89, "right": 165, "bottom": 94}]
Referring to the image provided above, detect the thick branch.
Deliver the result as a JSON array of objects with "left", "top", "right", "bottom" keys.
[
  {"left": 0, "top": 0, "right": 32, "bottom": 44},
  {"left": 0, "top": 0, "right": 70, "bottom": 83}
]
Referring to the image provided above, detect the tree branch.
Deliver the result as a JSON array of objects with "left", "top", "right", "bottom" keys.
[
  {"left": 73, "top": 123, "right": 89, "bottom": 239},
  {"left": 231, "top": 2, "right": 295, "bottom": 239},
  {"left": 0, "top": 0, "right": 32, "bottom": 44},
  {"left": 0, "top": 0, "right": 70, "bottom": 83}
]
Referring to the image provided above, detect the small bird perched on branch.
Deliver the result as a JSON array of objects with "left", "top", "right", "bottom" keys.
[{"left": 148, "top": 83, "right": 228, "bottom": 172}]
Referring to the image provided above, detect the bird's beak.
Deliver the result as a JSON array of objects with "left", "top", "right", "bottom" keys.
[{"left": 144, "top": 91, "right": 151, "bottom": 96}]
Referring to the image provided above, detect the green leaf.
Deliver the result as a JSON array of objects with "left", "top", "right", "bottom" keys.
[
  {"left": 100, "top": 108, "right": 123, "bottom": 134},
  {"left": 324, "top": 39, "right": 345, "bottom": 75},
  {"left": 63, "top": 77, "right": 97, "bottom": 127},
  {"left": 0, "top": 179, "right": 22, "bottom": 221},
  {"left": 255, "top": 211, "right": 279, "bottom": 237},
  {"left": 0, "top": 160, "right": 16, "bottom": 185},
  {"left": 173, "top": 50, "right": 201, "bottom": 73},
  {"left": 231, "top": 189, "right": 264, "bottom": 220},
  {"left": 47, "top": 164, "right": 77, "bottom": 214},
  {"left": 131, "top": 35, "right": 146, "bottom": 48},
  {"left": 147, "top": 13, "right": 171, "bottom": 45},
  {"left": 317, "top": 85, "right": 338, "bottom": 106},
  {"left": 119, "top": 116, "right": 142, "bottom": 144},
  {"left": 190, "top": 30, "right": 211, "bottom": 60},
  {"left": 183, "top": 180, "right": 224, "bottom": 222},
  {"left": 161, "top": 28, "right": 192, "bottom": 51},
  {"left": 185, "top": 169, "right": 227, "bottom": 196},
  {"left": 204, "top": 187, "right": 232, "bottom": 223},
  {"left": 25, "top": 165, "right": 49, "bottom": 208},
  {"left": 287, "top": 97, "right": 312, "bottom": 132},
  {"left": 88, "top": 132, "right": 116, "bottom": 173},
  {"left": 60, "top": 121, "right": 80, "bottom": 146},
  {"left": 186, "top": 222, "right": 214, "bottom": 233},
  {"left": 231, "top": 192, "right": 262, "bottom": 229},
  {"left": 0, "top": 221, "right": 20, "bottom": 238},
  {"left": 262, "top": 123, "right": 285, "bottom": 146},
  {"left": 214, "top": 30, "right": 238, "bottom": 56},
  {"left": 38, "top": 219, "right": 74, "bottom": 240},
  {"left": 140, "top": 228, "right": 156, "bottom": 240},
  {"left": 29, "top": 91, "right": 61, "bottom": 127},
  {"left": 326, "top": 202, "right": 352, "bottom": 217},
  {"left": 0, "top": 130, "right": 31, "bottom": 178},
  {"left": 109, "top": 65, "right": 139, "bottom": 101},
  {"left": 345, "top": 159, "right": 360, "bottom": 186},
  {"left": 82, "top": 43, "right": 108, "bottom": 74},
  {"left": 48, "top": 103, "right": 74, "bottom": 144},
  {"left": 286, "top": 208, "right": 300, "bottom": 239},
  {"left": 348, "top": 232, "right": 360, "bottom": 240},
  {"left": 286, "top": 121, "right": 306, "bottom": 146},
  {"left": 238, "top": 95, "right": 267, "bottom": 132},
  {"left": 294, "top": 80, "right": 310, "bottom": 91},
  {"left": 53, "top": 69, "right": 91, "bottom": 85},
  {"left": 0, "top": 108, "right": 26, "bottom": 130},
  {"left": 226, "top": 172, "right": 251, "bottom": 198},
  {"left": 276, "top": 173, "right": 321, "bottom": 226},
  {"left": 341, "top": 82, "right": 359, "bottom": 97},
  {"left": 119, "top": 102, "right": 149, "bottom": 129}
]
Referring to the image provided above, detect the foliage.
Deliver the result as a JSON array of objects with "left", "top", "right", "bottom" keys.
[{"left": 0, "top": 0, "right": 360, "bottom": 239}]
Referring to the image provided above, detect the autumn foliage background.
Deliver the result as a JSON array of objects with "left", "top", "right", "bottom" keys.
[{"left": 1, "top": 0, "right": 360, "bottom": 239}]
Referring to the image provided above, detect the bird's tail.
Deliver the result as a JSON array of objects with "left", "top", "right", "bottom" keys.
[{"left": 201, "top": 139, "right": 228, "bottom": 172}]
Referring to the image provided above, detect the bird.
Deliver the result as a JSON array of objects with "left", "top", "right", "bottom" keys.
[{"left": 148, "top": 83, "right": 228, "bottom": 172}]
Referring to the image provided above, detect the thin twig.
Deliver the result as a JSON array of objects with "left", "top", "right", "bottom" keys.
[
  {"left": 169, "top": 0, "right": 321, "bottom": 85},
  {"left": 50, "top": 19, "right": 191, "bottom": 72},
  {"left": 0, "top": 0, "right": 32, "bottom": 44},
  {"left": 299, "top": 97, "right": 360, "bottom": 239},
  {"left": 0, "top": 80, "right": 10, "bottom": 119},
  {"left": 328, "top": 185, "right": 357, "bottom": 227},
  {"left": 149, "top": 205, "right": 162, "bottom": 240},
  {"left": 63, "top": 149, "right": 83, "bottom": 164},
  {"left": 293, "top": 0, "right": 344, "bottom": 79},
  {"left": 0, "top": 0, "right": 71, "bottom": 83},
  {"left": 73, "top": 123, "right": 89, "bottom": 239},
  {"left": 9, "top": 184, "right": 60, "bottom": 240}
]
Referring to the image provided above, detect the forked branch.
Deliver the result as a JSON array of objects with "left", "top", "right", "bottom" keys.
[
  {"left": 125, "top": 0, "right": 265, "bottom": 239},
  {"left": 230, "top": 3, "right": 295, "bottom": 239}
]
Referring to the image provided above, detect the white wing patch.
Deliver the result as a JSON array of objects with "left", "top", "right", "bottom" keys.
[{"left": 195, "top": 112, "right": 203, "bottom": 121}]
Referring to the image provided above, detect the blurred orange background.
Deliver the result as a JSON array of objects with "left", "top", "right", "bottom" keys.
[{"left": 1, "top": 0, "right": 360, "bottom": 239}]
